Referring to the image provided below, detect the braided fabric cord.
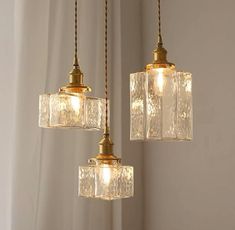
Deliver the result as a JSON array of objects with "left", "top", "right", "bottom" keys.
[{"left": 104, "top": 0, "right": 109, "bottom": 133}]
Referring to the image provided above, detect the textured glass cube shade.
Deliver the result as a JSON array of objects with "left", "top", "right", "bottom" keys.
[
  {"left": 39, "top": 92, "right": 106, "bottom": 130},
  {"left": 130, "top": 68, "right": 192, "bottom": 141},
  {"left": 79, "top": 160, "right": 134, "bottom": 200}
]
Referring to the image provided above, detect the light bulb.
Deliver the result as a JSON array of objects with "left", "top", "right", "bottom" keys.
[
  {"left": 71, "top": 95, "right": 81, "bottom": 112},
  {"left": 100, "top": 165, "right": 112, "bottom": 185},
  {"left": 79, "top": 161, "right": 134, "bottom": 199},
  {"left": 156, "top": 68, "right": 164, "bottom": 94}
]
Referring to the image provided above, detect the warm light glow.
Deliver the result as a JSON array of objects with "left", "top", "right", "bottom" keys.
[
  {"left": 185, "top": 79, "right": 192, "bottom": 93},
  {"left": 59, "top": 101, "right": 67, "bottom": 111},
  {"left": 156, "top": 68, "right": 164, "bottom": 93},
  {"left": 101, "top": 165, "right": 112, "bottom": 185},
  {"left": 71, "top": 95, "right": 81, "bottom": 112},
  {"left": 131, "top": 100, "right": 143, "bottom": 112},
  {"left": 79, "top": 163, "right": 134, "bottom": 200},
  {"left": 130, "top": 70, "right": 193, "bottom": 141},
  {"left": 39, "top": 94, "right": 107, "bottom": 129}
]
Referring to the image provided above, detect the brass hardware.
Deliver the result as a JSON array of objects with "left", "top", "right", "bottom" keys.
[
  {"left": 91, "top": 0, "right": 119, "bottom": 166},
  {"left": 95, "top": 0, "right": 117, "bottom": 165},
  {"left": 99, "top": 132, "right": 113, "bottom": 155},
  {"left": 146, "top": 44, "right": 175, "bottom": 70},
  {"left": 60, "top": 0, "right": 91, "bottom": 94},
  {"left": 60, "top": 58, "right": 91, "bottom": 93},
  {"left": 95, "top": 131, "right": 121, "bottom": 165},
  {"left": 89, "top": 155, "right": 121, "bottom": 166},
  {"left": 96, "top": 154, "right": 120, "bottom": 165},
  {"left": 146, "top": 0, "right": 175, "bottom": 70}
]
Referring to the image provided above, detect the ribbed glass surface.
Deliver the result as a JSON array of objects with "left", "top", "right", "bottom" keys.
[
  {"left": 147, "top": 68, "right": 177, "bottom": 140},
  {"left": 130, "top": 72, "right": 146, "bottom": 140},
  {"left": 176, "top": 72, "right": 193, "bottom": 140},
  {"left": 130, "top": 68, "right": 193, "bottom": 141},
  {"left": 79, "top": 164, "right": 134, "bottom": 200},
  {"left": 39, "top": 93, "right": 106, "bottom": 130},
  {"left": 85, "top": 97, "right": 106, "bottom": 129}
]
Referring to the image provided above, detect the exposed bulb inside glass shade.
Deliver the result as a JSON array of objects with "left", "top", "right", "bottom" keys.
[
  {"left": 79, "top": 158, "right": 134, "bottom": 200},
  {"left": 100, "top": 164, "right": 112, "bottom": 185},
  {"left": 129, "top": 0, "right": 193, "bottom": 142},
  {"left": 39, "top": 92, "right": 107, "bottom": 129},
  {"left": 156, "top": 68, "right": 164, "bottom": 94},
  {"left": 70, "top": 95, "right": 81, "bottom": 112},
  {"left": 130, "top": 69, "right": 193, "bottom": 141}
]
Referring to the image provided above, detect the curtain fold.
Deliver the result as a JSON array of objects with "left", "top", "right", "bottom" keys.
[{"left": 13, "top": 1, "right": 50, "bottom": 229}]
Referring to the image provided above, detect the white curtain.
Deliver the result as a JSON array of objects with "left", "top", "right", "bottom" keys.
[{"left": 0, "top": 0, "right": 143, "bottom": 230}]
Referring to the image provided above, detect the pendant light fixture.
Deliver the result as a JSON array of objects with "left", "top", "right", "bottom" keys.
[
  {"left": 79, "top": 0, "right": 134, "bottom": 200},
  {"left": 39, "top": 0, "right": 106, "bottom": 130},
  {"left": 130, "top": 0, "right": 193, "bottom": 141}
]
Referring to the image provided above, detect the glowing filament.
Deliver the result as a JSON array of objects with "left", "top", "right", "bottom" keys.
[
  {"left": 101, "top": 165, "right": 112, "bottom": 185},
  {"left": 157, "top": 68, "right": 164, "bottom": 93},
  {"left": 71, "top": 96, "right": 81, "bottom": 112}
]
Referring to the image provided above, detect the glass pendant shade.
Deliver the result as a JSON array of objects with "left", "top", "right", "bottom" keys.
[
  {"left": 79, "top": 158, "right": 134, "bottom": 200},
  {"left": 39, "top": 0, "right": 107, "bottom": 130},
  {"left": 130, "top": 66, "right": 192, "bottom": 141},
  {"left": 78, "top": 0, "right": 134, "bottom": 201},
  {"left": 39, "top": 92, "right": 106, "bottom": 130},
  {"left": 130, "top": 0, "right": 193, "bottom": 141}
]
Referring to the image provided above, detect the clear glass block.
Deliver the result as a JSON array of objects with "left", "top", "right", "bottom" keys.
[
  {"left": 39, "top": 93, "right": 107, "bottom": 130},
  {"left": 146, "top": 67, "right": 177, "bottom": 140},
  {"left": 130, "top": 72, "right": 146, "bottom": 140},
  {"left": 79, "top": 166, "right": 96, "bottom": 198},
  {"left": 176, "top": 72, "right": 193, "bottom": 140},
  {"left": 49, "top": 93, "right": 86, "bottom": 128},
  {"left": 39, "top": 94, "right": 50, "bottom": 127},
  {"left": 79, "top": 163, "right": 134, "bottom": 200},
  {"left": 85, "top": 97, "right": 107, "bottom": 130},
  {"left": 129, "top": 68, "right": 193, "bottom": 141}
]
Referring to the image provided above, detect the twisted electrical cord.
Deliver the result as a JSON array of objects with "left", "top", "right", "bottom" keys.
[
  {"left": 157, "top": 0, "right": 163, "bottom": 46},
  {"left": 104, "top": 0, "right": 109, "bottom": 134},
  {"left": 74, "top": 0, "right": 79, "bottom": 67}
]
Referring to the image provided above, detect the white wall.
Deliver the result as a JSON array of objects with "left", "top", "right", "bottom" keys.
[{"left": 142, "top": 0, "right": 235, "bottom": 230}]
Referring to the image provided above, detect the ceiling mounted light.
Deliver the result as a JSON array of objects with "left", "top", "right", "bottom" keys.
[
  {"left": 130, "top": 0, "right": 193, "bottom": 141},
  {"left": 39, "top": 0, "right": 106, "bottom": 130},
  {"left": 79, "top": 0, "right": 134, "bottom": 200}
]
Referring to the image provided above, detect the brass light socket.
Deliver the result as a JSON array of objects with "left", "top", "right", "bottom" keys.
[
  {"left": 60, "top": 59, "right": 91, "bottom": 94},
  {"left": 154, "top": 46, "right": 168, "bottom": 64},
  {"left": 99, "top": 133, "right": 114, "bottom": 155},
  {"left": 146, "top": 43, "right": 175, "bottom": 70},
  {"left": 95, "top": 133, "right": 120, "bottom": 164},
  {"left": 69, "top": 67, "right": 84, "bottom": 85}
]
